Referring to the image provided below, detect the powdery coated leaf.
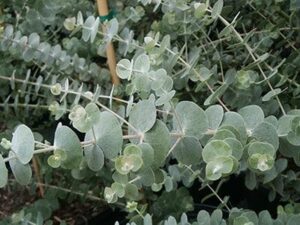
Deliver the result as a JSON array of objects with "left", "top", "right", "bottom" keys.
[
  {"left": 252, "top": 122, "right": 279, "bottom": 150},
  {"left": 202, "top": 140, "right": 232, "bottom": 163},
  {"left": 82, "top": 16, "right": 99, "bottom": 43},
  {"left": 206, "top": 156, "right": 234, "bottom": 181},
  {"left": 262, "top": 88, "right": 282, "bottom": 102},
  {"left": 212, "top": 129, "right": 236, "bottom": 140},
  {"left": 9, "top": 151, "right": 32, "bottom": 185},
  {"left": 222, "top": 112, "right": 248, "bottom": 145},
  {"left": 248, "top": 141, "right": 276, "bottom": 157},
  {"left": 125, "top": 183, "right": 139, "bottom": 200},
  {"left": 205, "top": 105, "right": 224, "bottom": 130},
  {"left": 287, "top": 131, "right": 300, "bottom": 146},
  {"left": 173, "top": 137, "right": 202, "bottom": 165},
  {"left": 197, "top": 210, "right": 211, "bottom": 224},
  {"left": 11, "top": 124, "right": 35, "bottom": 164},
  {"left": 138, "top": 143, "right": 154, "bottom": 168},
  {"left": 129, "top": 99, "right": 156, "bottom": 133},
  {"left": 82, "top": 16, "right": 94, "bottom": 42},
  {"left": 173, "top": 101, "right": 208, "bottom": 138},
  {"left": 224, "top": 138, "right": 244, "bottom": 160},
  {"left": 54, "top": 124, "right": 83, "bottom": 169},
  {"left": 72, "top": 103, "right": 100, "bottom": 133},
  {"left": 238, "top": 105, "right": 265, "bottom": 130},
  {"left": 84, "top": 144, "right": 104, "bottom": 172},
  {"left": 248, "top": 153, "right": 274, "bottom": 172},
  {"left": 211, "top": 0, "right": 223, "bottom": 19},
  {"left": 144, "top": 120, "right": 171, "bottom": 168},
  {"left": 111, "top": 182, "right": 125, "bottom": 198},
  {"left": 204, "top": 84, "right": 228, "bottom": 106},
  {"left": 0, "top": 155, "right": 8, "bottom": 188},
  {"left": 116, "top": 59, "right": 132, "bottom": 80},
  {"left": 134, "top": 54, "right": 150, "bottom": 74},
  {"left": 85, "top": 111, "right": 123, "bottom": 159}
]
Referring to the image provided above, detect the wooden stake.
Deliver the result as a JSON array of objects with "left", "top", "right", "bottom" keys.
[{"left": 96, "top": 0, "right": 120, "bottom": 85}]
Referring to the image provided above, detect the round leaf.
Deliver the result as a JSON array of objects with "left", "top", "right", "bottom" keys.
[
  {"left": 248, "top": 141, "right": 276, "bottom": 157},
  {"left": 205, "top": 105, "right": 224, "bottom": 130},
  {"left": 252, "top": 122, "right": 279, "bottom": 150},
  {"left": 129, "top": 99, "right": 156, "bottom": 133},
  {"left": 248, "top": 153, "right": 274, "bottom": 172},
  {"left": 85, "top": 111, "right": 123, "bottom": 159},
  {"left": 224, "top": 138, "right": 244, "bottom": 160},
  {"left": 71, "top": 103, "right": 100, "bottom": 133},
  {"left": 134, "top": 54, "right": 150, "bottom": 74},
  {"left": 144, "top": 120, "right": 171, "bottom": 168},
  {"left": 47, "top": 155, "right": 61, "bottom": 168},
  {"left": 173, "top": 137, "right": 202, "bottom": 165},
  {"left": 138, "top": 143, "right": 154, "bottom": 168},
  {"left": 116, "top": 59, "right": 132, "bottom": 80},
  {"left": 54, "top": 123, "right": 83, "bottom": 169},
  {"left": 222, "top": 112, "right": 248, "bottom": 145},
  {"left": 9, "top": 151, "right": 32, "bottom": 185},
  {"left": 206, "top": 156, "right": 234, "bottom": 181},
  {"left": 173, "top": 101, "right": 208, "bottom": 138},
  {"left": 11, "top": 124, "right": 35, "bottom": 164},
  {"left": 238, "top": 105, "right": 264, "bottom": 130},
  {"left": 202, "top": 140, "right": 232, "bottom": 163},
  {"left": 84, "top": 144, "right": 104, "bottom": 172}
]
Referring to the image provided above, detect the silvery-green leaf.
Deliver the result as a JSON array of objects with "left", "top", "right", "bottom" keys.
[
  {"left": 212, "top": 129, "right": 236, "bottom": 140},
  {"left": 173, "top": 137, "right": 202, "bottom": 165},
  {"left": 173, "top": 101, "right": 208, "bottom": 138},
  {"left": 202, "top": 140, "right": 232, "bottom": 163},
  {"left": 134, "top": 54, "right": 150, "bottom": 74},
  {"left": 84, "top": 144, "right": 104, "bottom": 172},
  {"left": 9, "top": 151, "right": 32, "bottom": 185},
  {"left": 82, "top": 16, "right": 99, "bottom": 43},
  {"left": 252, "top": 122, "right": 279, "bottom": 150},
  {"left": 11, "top": 124, "right": 34, "bottom": 164},
  {"left": 205, "top": 105, "right": 224, "bottom": 130},
  {"left": 248, "top": 141, "right": 276, "bottom": 157},
  {"left": 125, "top": 183, "right": 139, "bottom": 200},
  {"left": 224, "top": 138, "right": 244, "bottom": 160},
  {"left": 129, "top": 99, "right": 156, "bottom": 133},
  {"left": 85, "top": 111, "right": 123, "bottom": 159},
  {"left": 206, "top": 156, "right": 234, "bottom": 181},
  {"left": 124, "top": 144, "right": 142, "bottom": 157},
  {"left": 204, "top": 84, "right": 228, "bottom": 106},
  {"left": 248, "top": 153, "right": 274, "bottom": 172},
  {"left": 111, "top": 182, "right": 125, "bottom": 198},
  {"left": 138, "top": 143, "right": 154, "bottom": 168},
  {"left": 211, "top": 0, "right": 223, "bottom": 19},
  {"left": 54, "top": 124, "right": 83, "bottom": 169},
  {"left": 139, "top": 167, "right": 155, "bottom": 186},
  {"left": 0, "top": 155, "right": 8, "bottom": 188},
  {"left": 262, "top": 88, "right": 282, "bottom": 102},
  {"left": 197, "top": 210, "right": 211, "bottom": 224},
  {"left": 144, "top": 120, "right": 171, "bottom": 168},
  {"left": 116, "top": 59, "right": 133, "bottom": 80},
  {"left": 222, "top": 112, "right": 248, "bottom": 145},
  {"left": 287, "top": 131, "right": 300, "bottom": 146},
  {"left": 155, "top": 90, "right": 176, "bottom": 106},
  {"left": 105, "top": 18, "right": 119, "bottom": 42},
  {"left": 238, "top": 105, "right": 264, "bottom": 130},
  {"left": 72, "top": 103, "right": 100, "bottom": 133}
]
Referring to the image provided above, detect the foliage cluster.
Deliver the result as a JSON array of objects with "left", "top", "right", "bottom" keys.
[{"left": 0, "top": 0, "right": 299, "bottom": 224}]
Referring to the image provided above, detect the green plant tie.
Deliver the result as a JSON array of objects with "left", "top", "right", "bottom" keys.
[{"left": 99, "top": 10, "right": 116, "bottom": 22}]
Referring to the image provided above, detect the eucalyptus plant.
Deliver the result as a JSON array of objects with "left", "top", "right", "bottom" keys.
[{"left": 0, "top": 0, "right": 299, "bottom": 224}]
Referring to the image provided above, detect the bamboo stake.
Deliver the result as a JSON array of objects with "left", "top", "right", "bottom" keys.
[{"left": 96, "top": 0, "right": 120, "bottom": 85}]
